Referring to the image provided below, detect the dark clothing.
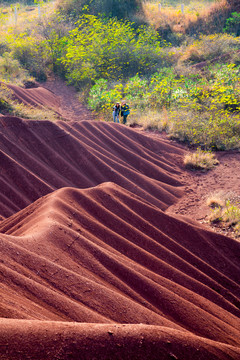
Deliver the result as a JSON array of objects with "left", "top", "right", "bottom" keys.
[
  {"left": 121, "top": 104, "right": 130, "bottom": 124},
  {"left": 113, "top": 105, "right": 120, "bottom": 115}
]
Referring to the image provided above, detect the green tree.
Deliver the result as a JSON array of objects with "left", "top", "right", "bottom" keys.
[
  {"left": 57, "top": 0, "right": 142, "bottom": 20},
  {"left": 61, "top": 14, "right": 168, "bottom": 85}
]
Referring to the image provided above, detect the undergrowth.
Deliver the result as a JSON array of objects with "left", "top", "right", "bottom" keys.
[
  {"left": 207, "top": 191, "right": 240, "bottom": 236},
  {"left": 88, "top": 60, "right": 240, "bottom": 150},
  {"left": 183, "top": 149, "right": 219, "bottom": 170}
]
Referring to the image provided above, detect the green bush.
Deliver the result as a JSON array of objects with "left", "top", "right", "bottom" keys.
[
  {"left": 88, "top": 62, "right": 240, "bottom": 150},
  {"left": 5, "top": 34, "right": 48, "bottom": 81},
  {"left": 61, "top": 14, "right": 170, "bottom": 85},
  {"left": 0, "top": 52, "right": 32, "bottom": 85},
  {"left": 224, "top": 12, "right": 240, "bottom": 36}
]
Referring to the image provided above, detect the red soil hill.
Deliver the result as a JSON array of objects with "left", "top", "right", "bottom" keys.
[
  {"left": 0, "top": 183, "right": 239, "bottom": 359},
  {"left": 0, "top": 116, "right": 185, "bottom": 220},
  {"left": 0, "top": 85, "right": 240, "bottom": 359},
  {"left": 2, "top": 82, "right": 61, "bottom": 112}
]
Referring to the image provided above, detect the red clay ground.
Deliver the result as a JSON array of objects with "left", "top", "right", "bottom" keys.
[
  {"left": 138, "top": 129, "right": 240, "bottom": 237},
  {"left": 0, "top": 81, "right": 240, "bottom": 359}
]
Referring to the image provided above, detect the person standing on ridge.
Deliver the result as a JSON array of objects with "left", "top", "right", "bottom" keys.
[
  {"left": 121, "top": 100, "right": 130, "bottom": 125},
  {"left": 113, "top": 102, "right": 121, "bottom": 123}
]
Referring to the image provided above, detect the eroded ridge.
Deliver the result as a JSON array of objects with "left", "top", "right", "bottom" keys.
[
  {"left": 0, "top": 183, "right": 239, "bottom": 359},
  {"left": 0, "top": 116, "right": 185, "bottom": 219}
]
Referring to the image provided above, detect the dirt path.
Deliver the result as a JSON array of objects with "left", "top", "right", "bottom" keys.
[
  {"left": 42, "top": 78, "right": 95, "bottom": 122},
  {"left": 42, "top": 78, "right": 240, "bottom": 238}
]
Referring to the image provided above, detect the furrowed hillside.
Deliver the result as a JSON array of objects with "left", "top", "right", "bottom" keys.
[{"left": 0, "top": 1, "right": 240, "bottom": 359}]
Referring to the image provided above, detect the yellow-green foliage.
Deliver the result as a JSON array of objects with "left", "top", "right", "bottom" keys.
[
  {"left": 0, "top": 2, "right": 62, "bottom": 81},
  {"left": 61, "top": 14, "right": 170, "bottom": 85},
  {"left": 0, "top": 52, "right": 33, "bottom": 86},
  {"left": 88, "top": 63, "right": 240, "bottom": 150},
  {"left": 183, "top": 148, "right": 219, "bottom": 170}
]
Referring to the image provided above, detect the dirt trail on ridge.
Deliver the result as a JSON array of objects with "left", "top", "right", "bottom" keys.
[{"left": 42, "top": 78, "right": 95, "bottom": 122}]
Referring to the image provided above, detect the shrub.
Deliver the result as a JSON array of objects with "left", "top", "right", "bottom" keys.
[
  {"left": 224, "top": 12, "right": 240, "bottom": 35},
  {"left": 208, "top": 195, "right": 240, "bottom": 236},
  {"left": 57, "top": 0, "right": 142, "bottom": 20},
  {"left": 183, "top": 148, "right": 219, "bottom": 170},
  {"left": 88, "top": 78, "right": 123, "bottom": 112},
  {"left": 0, "top": 52, "right": 32, "bottom": 85},
  {"left": 10, "top": 36, "right": 48, "bottom": 81},
  {"left": 179, "top": 33, "right": 240, "bottom": 64},
  {"left": 61, "top": 14, "right": 170, "bottom": 85}
]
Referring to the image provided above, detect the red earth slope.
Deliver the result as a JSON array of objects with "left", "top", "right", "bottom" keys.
[
  {"left": 0, "top": 183, "right": 240, "bottom": 359},
  {"left": 2, "top": 82, "right": 61, "bottom": 113},
  {"left": 0, "top": 83, "right": 240, "bottom": 359},
  {"left": 0, "top": 116, "right": 185, "bottom": 220}
]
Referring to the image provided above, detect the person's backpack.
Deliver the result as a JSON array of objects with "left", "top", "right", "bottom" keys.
[{"left": 125, "top": 105, "right": 130, "bottom": 115}]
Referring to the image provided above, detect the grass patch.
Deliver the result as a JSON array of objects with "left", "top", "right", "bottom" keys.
[
  {"left": 207, "top": 192, "right": 240, "bottom": 236},
  {"left": 206, "top": 190, "right": 228, "bottom": 208},
  {"left": 183, "top": 148, "right": 219, "bottom": 170},
  {"left": 128, "top": 109, "right": 169, "bottom": 131},
  {"left": 143, "top": 0, "right": 228, "bottom": 36}
]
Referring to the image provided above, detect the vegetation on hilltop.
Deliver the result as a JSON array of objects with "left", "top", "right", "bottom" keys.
[
  {"left": 56, "top": 0, "right": 143, "bottom": 21},
  {"left": 0, "top": 0, "right": 240, "bottom": 149}
]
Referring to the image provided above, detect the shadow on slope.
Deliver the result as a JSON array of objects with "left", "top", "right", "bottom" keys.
[{"left": 0, "top": 183, "right": 239, "bottom": 359}]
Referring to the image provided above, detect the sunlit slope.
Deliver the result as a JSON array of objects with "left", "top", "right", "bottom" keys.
[
  {"left": 0, "top": 183, "right": 239, "bottom": 359},
  {"left": 0, "top": 116, "right": 185, "bottom": 219}
]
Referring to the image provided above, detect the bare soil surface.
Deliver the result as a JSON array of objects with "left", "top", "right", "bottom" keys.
[
  {"left": 129, "top": 128, "right": 240, "bottom": 239},
  {"left": 42, "top": 78, "right": 95, "bottom": 121},
  {"left": 0, "top": 79, "right": 240, "bottom": 360},
  {"left": 167, "top": 150, "right": 240, "bottom": 234}
]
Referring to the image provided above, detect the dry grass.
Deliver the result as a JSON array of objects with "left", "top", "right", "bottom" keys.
[
  {"left": 12, "top": 102, "right": 62, "bottom": 121},
  {"left": 142, "top": 0, "right": 226, "bottom": 33},
  {"left": 206, "top": 190, "right": 234, "bottom": 208},
  {"left": 206, "top": 193, "right": 225, "bottom": 208},
  {"left": 143, "top": 2, "right": 197, "bottom": 33},
  {"left": 184, "top": 149, "right": 219, "bottom": 170},
  {"left": 0, "top": 2, "right": 56, "bottom": 34},
  {"left": 207, "top": 191, "right": 240, "bottom": 236},
  {"left": 128, "top": 109, "right": 171, "bottom": 131}
]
